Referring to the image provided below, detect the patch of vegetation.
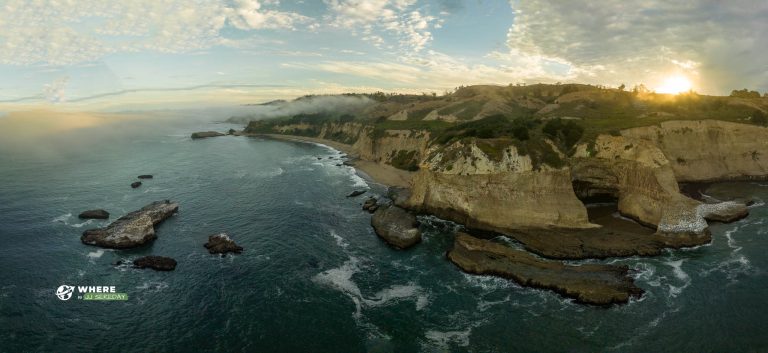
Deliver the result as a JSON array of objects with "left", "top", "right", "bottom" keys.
[
  {"left": 432, "top": 115, "right": 539, "bottom": 145},
  {"left": 542, "top": 118, "right": 585, "bottom": 150},
  {"left": 437, "top": 100, "right": 486, "bottom": 120},
  {"left": 407, "top": 108, "right": 434, "bottom": 121},
  {"left": 730, "top": 89, "right": 762, "bottom": 99},
  {"left": 390, "top": 150, "right": 420, "bottom": 171}
]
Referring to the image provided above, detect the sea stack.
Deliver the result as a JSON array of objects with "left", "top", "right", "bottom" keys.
[
  {"left": 133, "top": 256, "right": 177, "bottom": 271},
  {"left": 204, "top": 233, "right": 243, "bottom": 255},
  {"left": 78, "top": 209, "right": 110, "bottom": 219},
  {"left": 370, "top": 205, "right": 421, "bottom": 249},
  {"left": 81, "top": 200, "right": 179, "bottom": 248}
]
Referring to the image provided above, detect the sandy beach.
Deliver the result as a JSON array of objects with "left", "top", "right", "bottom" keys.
[{"left": 254, "top": 134, "right": 414, "bottom": 188}]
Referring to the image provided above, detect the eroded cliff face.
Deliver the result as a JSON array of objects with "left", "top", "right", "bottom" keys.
[
  {"left": 279, "top": 122, "right": 429, "bottom": 169},
  {"left": 406, "top": 140, "right": 595, "bottom": 231},
  {"left": 622, "top": 120, "right": 768, "bottom": 182}
]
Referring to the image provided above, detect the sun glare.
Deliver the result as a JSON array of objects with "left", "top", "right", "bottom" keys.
[{"left": 656, "top": 75, "right": 693, "bottom": 94}]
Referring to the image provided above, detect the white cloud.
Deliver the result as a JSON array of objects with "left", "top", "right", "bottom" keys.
[
  {"left": 500, "top": 0, "right": 768, "bottom": 92},
  {"left": 0, "top": 0, "right": 311, "bottom": 66},
  {"left": 324, "top": 0, "right": 437, "bottom": 53}
]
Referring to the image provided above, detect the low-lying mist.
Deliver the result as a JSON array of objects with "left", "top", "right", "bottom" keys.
[{"left": 227, "top": 95, "right": 375, "bottom": 123}]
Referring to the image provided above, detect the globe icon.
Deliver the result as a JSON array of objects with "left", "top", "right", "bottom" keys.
[{"left": 56, "top": 285, "right": 75, "bottom": 301}]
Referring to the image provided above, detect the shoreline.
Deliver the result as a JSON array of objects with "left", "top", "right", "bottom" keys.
[{"left": 251, "top": 133, "right": 414, "bottom": 188}]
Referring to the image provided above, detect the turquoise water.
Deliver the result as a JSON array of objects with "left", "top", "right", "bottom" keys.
[{"left": 1, "top": 113, "right": 767, "bottom": 352}]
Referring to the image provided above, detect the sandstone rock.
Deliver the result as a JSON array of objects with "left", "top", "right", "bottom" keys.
[
  {"left": 700, "top": 201, "right": 749, "bottom": 223},
  {"left": 133, "top": 256, "right": 177, "bottom": 271},
  {"left": 131, "top": 181, "right": 142, "bottom": 188},
  {"left": 81, "top": 200, "right": 179, "bottom": 248},
  {"left": 137, "top": 175, "right": 153, "bottom": 179},
  {"left": 204, "top": 233, "right": 243, "bottom": 255},
  {"left": 362, "top": 197, "right": 378, "bottom": 213},
  {"left": 448, "top": 233, "right": 644, "bottom": 305},
  {"left": 347, "top": 190, "right": 366, "bottom": 197},
  {"left": 191, "top": 131, "right": 225, "bottom": 139},
  {"left": 78, "top": 209, "right": 110, "bottom": 219},
  {"left": 370, "top": 205, "right": 421, "bottom": 249}
]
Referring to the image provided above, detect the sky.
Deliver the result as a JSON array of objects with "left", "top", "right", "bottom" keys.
[{"left": 0, "top": 0, "right": 766, "bottom": 110}]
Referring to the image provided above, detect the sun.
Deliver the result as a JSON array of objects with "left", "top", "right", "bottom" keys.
[{"left": 656, "top": 75, "right": 693, "bottom": 94}]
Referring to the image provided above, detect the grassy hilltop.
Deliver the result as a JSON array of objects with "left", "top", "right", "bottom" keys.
[{"left": 242, "top": 83, "right": 768, "bottom": 169}]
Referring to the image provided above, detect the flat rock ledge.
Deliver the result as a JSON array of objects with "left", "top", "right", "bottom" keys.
[
  {"left": 204, "top": 233, "right": 243, "bottom": 255},
  {"left": 78, "top": 209, "right": 110, "bottom": 219},
  {"left": 371, "top": 205, "right": 421, "bottom": 249},
  {"left": 448, "top": 233, "right": 644, "bottom": 306},
  {"left": 81, "top": 200, "right": 179, "bottom": 249},
  {"left": 133, "top": 256, "right": 177, "bottom": 271},
  {"left": 191, "top": 131, "right": 225, "bottom": 139}
]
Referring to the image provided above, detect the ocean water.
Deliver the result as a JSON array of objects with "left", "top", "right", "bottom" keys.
[{"left": 1, "top": 113, "right": 767, "bottom": 352}]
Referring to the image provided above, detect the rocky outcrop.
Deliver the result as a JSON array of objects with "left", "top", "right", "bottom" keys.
[
  {"left": 448, "top": 233, "right": 643, "bottom": 305},
  {"left": 137, "top": 175, "right": 153, "bottom": 179},
  {"left": 407, "top": 139, "right": 595, "bottom": 232},
  {"left": 362, "top": 197, "right": 379, "bottom": 213},
  {"left": 347, "top": 190, "right": 366, "bottom": 197},
  {"left": 370, "top": 205, "right": 422, "bottom": 249},
  {"left": 191, "top": 131, "right": 225, "bottom": 139},
  {"left": 131, "top": 181, "right": 142, "bottom": 189},
  {"left": 78, "top": 209, "right": 109, "bottom": 219},
  {"left": 133, "top": 256, "right": 177, "bottom": 271},
  {"left": 572, "top": 134, "right": 752, "bottom": 244},
  {"left": 81, "top": 200, "right": 179, "bottom": 248},
  {"left": 204, "top": 233, "right": 243, "bottom": 255},
  {"left": 622, "top": 120, "right": 768, "bottom": 182}
]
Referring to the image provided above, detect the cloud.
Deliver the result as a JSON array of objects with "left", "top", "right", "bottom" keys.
[
  {"left": 500, "top": 0, "right": 768, "bottom": 92},
  {"left": 0, "top": 0, "right": 310, "bottom": 66},
  {"left": 324, "top": 0, "right": 438, "bottom": 53},
  {"left": 225, "top": 0, "right": 311, "bottom": 30}
]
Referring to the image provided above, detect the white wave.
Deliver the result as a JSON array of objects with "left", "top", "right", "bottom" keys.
[
  {"left": 665, "top": 259, "right": 689, "bottom": 281},
  {"left": 53, "top": 213, "right": 72, "bottom": 223},
  {"left": 70, "top": 219, "right": 93, "bottom": 228},
  {"left": 87, "top": 249, "right": 105, "bottom": 260},
  {"left": 329, "top": 230, "right": 349, "bottom": 249},
  {"left": 462, "top": 273, "right": 514, "bottom": 291},
  {"left": 477, "top": 295, "right": 511, "bottom": 311},
  {"left": 312, "top": 257, "right": 428, "bottom": 318},
  {"left": 723, "top": 225, "right": 742, "bottom": 251},
  {"left": 136, "top": 281, "right": 169, "bottom": 292},
  {"left": 663, "top": 259, "right": 691, "bottom": 298},
  {"left": 424, "top": 328, "right": 471, "bottom": 349}
]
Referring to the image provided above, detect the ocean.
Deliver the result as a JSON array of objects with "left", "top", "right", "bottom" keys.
[{"left": 0, "top": 112, "right": 767, "bottom": 352}]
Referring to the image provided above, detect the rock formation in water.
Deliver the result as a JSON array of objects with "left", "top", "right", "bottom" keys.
[
  {"left": 191, "top": 131, "right": 225, "bottom": 139},
  {"left": 81, "top": 200, "right": 179, "bottom": 248},
  {"left": 362, "top": 197, "right": 378, "bottom": 213},
  {"left": 78, "top": 209, "right": 110, "bottom": 219},
  {"left": 137, "top": 175, "right": 153, "bottom": 179},
  {"left": 370, "top": 205, "right": 421, "bottom": 249},
  {"left": 347, "top": 190, "right": 366, "bottom": 197},
  {"left": 448, "top": 233, "right": 644, "bottom": 305},
  {"left": 133, "top": 256, "right": 177, "bottom": 271},
  {"left": 204, "top": 233, "right": 243, "bottom": 255},
  {"left": 131, "top": 181, "right": 142, "bottom": 188}
]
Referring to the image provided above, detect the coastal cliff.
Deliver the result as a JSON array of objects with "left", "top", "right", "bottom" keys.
[{"left": 235, "top": 85, "right": 767, "bottom": 304}]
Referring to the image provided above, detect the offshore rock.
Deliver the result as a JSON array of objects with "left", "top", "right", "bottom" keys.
[
  {"left": 137, "top": 175, "right": 153, "bottom": 179},
  {"left": 362, "top": 197, "right": 378, "bottom": 213},
  {"left": 448, "top": 233, "right": 644, "bottom": 305},
  {"left": 370, "top": 205, "right": 421, "bottom": 249},
  {"left": 191, "top": 131, "right": 225, "bottom": 139},
  {"left": 81, "top": 200, "right": 179, "bottom": 249},
  {"left": 131, "top": 181, "right": 142, "bottom": 189},
  {"left": 133, "top": 256, "right": 177, "bottom": 271},
  {"left": 347, "top": 190, "right": 366, "bottom": 197},
  {"left": 204, "top": 233, "right": 243, "bottom": 255},
  {"left": 78, "top": 209, "right": 110, "bottom": 219}
]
